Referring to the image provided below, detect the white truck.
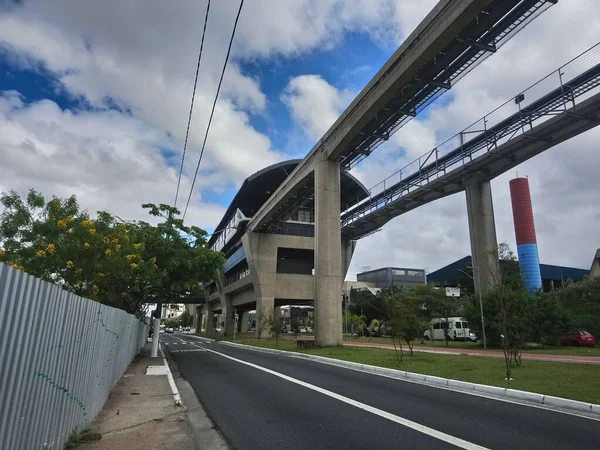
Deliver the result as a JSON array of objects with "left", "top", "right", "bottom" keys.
[{"left": 423, "top": 317, "right": 477, "bottom": 342}]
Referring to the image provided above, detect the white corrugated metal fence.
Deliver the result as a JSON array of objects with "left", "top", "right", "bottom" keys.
[{"left": 0, "top": 263, "right": 148, "bottom": 450}]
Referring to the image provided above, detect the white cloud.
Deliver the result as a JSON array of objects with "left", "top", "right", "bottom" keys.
[
  {"left": 282, "top": 74, "right": 353, "bottom": 141},
  {"left": 0, "top": 91, "right": 226, "bottom": 228},
  {"left": 349, "top": 0, "right": 600, "bottom": 274},
  {"left": 1, "top": 0, "right": 598, "bottom": 275},
  {"left": 0, "top": 0, "right": 431, "bottom": 232},
  {"left": 276, "top": 1, "right": 600, "bottom": 274}
]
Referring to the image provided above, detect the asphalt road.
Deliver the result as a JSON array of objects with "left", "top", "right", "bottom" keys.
[{"left": 161, "top": 334, "right": 600, "bottom": 450}]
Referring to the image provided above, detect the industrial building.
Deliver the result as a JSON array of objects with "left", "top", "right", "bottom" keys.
[
  {"left": 426, "top": 256, "right": 589, "bottom": 292},
  {"left": 356, "top": 267, "right": 426, "bottom": 289}
]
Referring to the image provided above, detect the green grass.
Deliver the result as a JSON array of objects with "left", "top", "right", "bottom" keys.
[
  {"left": 345, "top": 336, "right": 600, "bottom": 356},
  {"left": 234, "top": 338, "right": 600, "bottom": 405},
  {"left": 64, "top": 428, "right": 101, "bottom": 449}
]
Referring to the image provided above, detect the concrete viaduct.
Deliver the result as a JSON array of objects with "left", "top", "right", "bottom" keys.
[{"left": 198, "top": 0, "right": 590, "bottom": 347}]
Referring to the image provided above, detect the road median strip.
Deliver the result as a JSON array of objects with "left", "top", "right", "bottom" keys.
[{"left": 222, "top": 340, "right": 600, "bottom": 418}]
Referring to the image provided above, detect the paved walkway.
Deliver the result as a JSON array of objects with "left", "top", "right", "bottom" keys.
[
  {"left": 79, "top": 341, "right": 226, "bottom": 450},
  {"left": 344, "top": 341, "right": 600, "bottom": 364}
]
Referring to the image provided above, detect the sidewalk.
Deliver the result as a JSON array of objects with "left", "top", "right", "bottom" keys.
[
  {"left": 78, "top": 342, "right": 208, "bottom": 450},
  {"left": 344, "top": 341, "right": 600, "bottom": 364}
]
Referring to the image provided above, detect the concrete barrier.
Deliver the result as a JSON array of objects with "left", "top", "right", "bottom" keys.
[
  {"left": 543, "top": 395, "right": 593, "bottom": 413},
  {"left": 473, "top": 384, "right": 507, "bottom": 396},
  {"left": 505, "top": 389, "right": 544, "bottom": 404}
]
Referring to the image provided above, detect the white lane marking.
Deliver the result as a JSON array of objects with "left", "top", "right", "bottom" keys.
[
  {"left": 224, "top": 343, "right": 600, "bottom": 422},
  {"left": 178, "top": 337, "right": 186, "bottom": 343},
  {"left": 205, "top": 348, "right": 488, "bottom": 450},
  {"left": 159, "top": 344, "right": 182, "bottom": 407}
]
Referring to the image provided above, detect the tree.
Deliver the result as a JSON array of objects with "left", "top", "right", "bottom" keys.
[
  {"left": 0, "top": 190, "right": 225, "bottom": 317},
  {"left": 376, "top": 286, "right": 406, "bottom": 363},
  {"left": 412, "top": 284, "right": 456, "bottom": 347},
  {"left": 179, "top": 309, "right": 193, "bottom": 328},
  {"left": 131, "top": 203, "right": 224, "bottom": 318},
  {"left": 267, "top": 311, "right": 284, "bottom": 346},
  {"left": 349, "top": 288, "right": 386, "bottom": 335},
  {"left": 548, "top": 276, "right": 600, "bottom": 338},
  {"left": 255, "top": 307, "right": 269, "bottom": 340},
  {"left": 291, "top": 317, "right": 301, "bottom": 338},
  {"left": 349, "top": 314, "right": 367, "bottom": 337}
]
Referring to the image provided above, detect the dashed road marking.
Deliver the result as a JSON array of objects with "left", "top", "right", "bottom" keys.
[{"left": 170, "top": 348, "right": 206, "bottom": 353}]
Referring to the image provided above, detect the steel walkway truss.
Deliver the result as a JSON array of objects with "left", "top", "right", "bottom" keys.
[{"left": 341, "top": 42, "right": 600, "bottom": 236}]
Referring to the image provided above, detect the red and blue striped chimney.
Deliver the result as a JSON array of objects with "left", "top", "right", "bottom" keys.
[{"left": 509, "top": 177, "right": 542, "bottom": 293}]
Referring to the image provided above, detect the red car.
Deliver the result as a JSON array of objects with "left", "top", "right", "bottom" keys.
[{"left": 560, "top": 330, "right": 597, "bottom": 347}]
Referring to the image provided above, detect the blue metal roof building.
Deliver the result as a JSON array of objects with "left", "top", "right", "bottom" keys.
[{"left": 427, "top": 256, "right": 588, "bottom": 292}]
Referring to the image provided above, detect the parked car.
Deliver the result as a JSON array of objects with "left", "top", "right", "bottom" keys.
[
  {"left": 165, "top": 327, "right": 174, "bottom": 334},
  {"left": 560, "top": 330, "right": 597, "bottom": 347}
]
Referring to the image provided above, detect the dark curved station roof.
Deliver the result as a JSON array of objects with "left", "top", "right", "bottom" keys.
[{"left": 208, "top": 159, "right": 369, "bottom": 247}]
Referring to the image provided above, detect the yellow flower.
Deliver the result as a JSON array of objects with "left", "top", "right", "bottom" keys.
[
  {"left": 57, "top": 220, "right": 67, "bottom": 228},
  {"left": 130, "top": 263, "right": 139, "bottom": 269},
  {"left": 125, "top": 254, "right": 136, "bottom": 261},
  {"left": 133, "top": 243, "right": 142, "bottom": 250},
  {"left": 92, "top": 285, "right": 100, "bottom": 296},
  {"left": 89, "top": 228, "right": 96, "bottom": 235},
  {"left": 0, "top": 250, "right": 5, "bottom": 257},
  {"left": 81, "top": 220, "right": 91, "bottom": 227},
  {"left": 103, "top": 237, "right": 110, "bottom": 244},
  {"left": 120, "top": 291, "right": 127, "bottom": 297},
  {"left": 84, "top": 242, "right": 90, "bottom": 249},
  {"left": 10, "top": 263, "right": 25, "bottom": 271},
  {"left": 67, "top": 216, "right": 74, "bottom": 222},
  {"left": 37, "top": 250, "right": 47, "bottom": 257},
  {"left": 115, "top": 244, "right": 121, "bottom": 252},
  {"left": 97, "top": 272, "right": 105, "bottom": 278},
  {"left": 46, "top": 244, "right": 56, "bottom": 254},
  {"left": 105, "top": 249, "right": 112, "bottom": 256},
  {"left": 66, "top": 260, "right": 74, "bottom": 267}
]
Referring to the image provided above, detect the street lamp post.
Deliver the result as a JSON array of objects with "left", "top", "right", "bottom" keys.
[{"left": 459, "top": 266, "right": 487, "bottom": 349}]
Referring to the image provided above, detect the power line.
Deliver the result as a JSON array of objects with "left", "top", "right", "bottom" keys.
[
  {"left": 173, "top": 0, "right": 212, "bottom": 209},
  {"left": 183, "top": 0, "right": 245, "bottom": 221}
]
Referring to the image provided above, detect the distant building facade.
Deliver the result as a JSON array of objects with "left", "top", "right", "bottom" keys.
[
  {"left": 356, "top": 267, "right": 426, "bottom": 289},
  {"left": 427, "top": 256, "right": 588, "bottom": 292}
]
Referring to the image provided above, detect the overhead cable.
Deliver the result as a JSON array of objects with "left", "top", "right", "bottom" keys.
[
  {"left": 173, "top": 0, "right": 212, "bottom": 209},
  {"left": 183, "top": 0, "right": 245, "bottom": 221}
]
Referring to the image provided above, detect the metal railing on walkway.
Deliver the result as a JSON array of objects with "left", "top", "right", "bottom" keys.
[
  {"left": 342, "top": 42, "right": 600, "bottom": 229},
  {"left": 0, "top": 263, "right": 148, "bottom": 450}
]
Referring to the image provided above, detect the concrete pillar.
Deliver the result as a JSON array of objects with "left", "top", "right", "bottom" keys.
[
  {"left": 205, "top": 313, "right": 216, "bottom": 339},
  {"left": 222, "top": 296, "right": 234, "bottom": 338},
  {"left": 341, "top": 239, "right": 357, "bottom": 280},
  {"left": 256, "top": 297, "right": 274, "bottom": 338},
  {"left": 314, "top": 153, "right": 343, "bottom": 347},
  {"left": 241, "top": 311, "right": 249, "bottom": 333},
  {"left": 465, "top": 178, "right": 501, "bottom": 296}
]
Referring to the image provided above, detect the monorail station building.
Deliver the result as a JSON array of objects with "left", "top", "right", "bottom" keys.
[{"left": 198, "top": 160, "right": 369, "bottom": 337}]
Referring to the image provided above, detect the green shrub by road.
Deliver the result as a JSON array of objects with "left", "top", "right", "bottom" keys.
[{"left": 233, "top": 338, "right": 600, "bottom": 405}]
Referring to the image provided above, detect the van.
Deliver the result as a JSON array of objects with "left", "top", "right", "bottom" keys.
[{"left": 423, "top": 317, "right": 477, "bottom": 342}]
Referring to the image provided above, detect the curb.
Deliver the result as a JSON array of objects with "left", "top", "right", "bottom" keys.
[
  {"left": 159, "top": 344, "right": 182, "bottom": 407},
  {"left": 222, "top": 341, "right": 600, "bottom": 418}
]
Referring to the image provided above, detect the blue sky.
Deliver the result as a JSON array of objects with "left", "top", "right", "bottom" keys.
[{"left": 1, "top": 0, "right": 599, "bottom": 273}]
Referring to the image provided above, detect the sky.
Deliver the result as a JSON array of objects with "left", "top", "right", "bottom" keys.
[{"left": 1, "top": 0, "right": 599, "bottom": 280}]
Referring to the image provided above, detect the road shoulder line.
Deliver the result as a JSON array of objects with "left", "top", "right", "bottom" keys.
[
  {"left": 221, "top": 341, "right": 600, "bottom": 419},
  {"left": 159, "top": 344, "right": 182, "bottom": 406}
]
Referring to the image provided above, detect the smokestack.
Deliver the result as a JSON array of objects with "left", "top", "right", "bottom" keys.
[{"left": 509, "top": 177, "right": 542, "bottom": 293}]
